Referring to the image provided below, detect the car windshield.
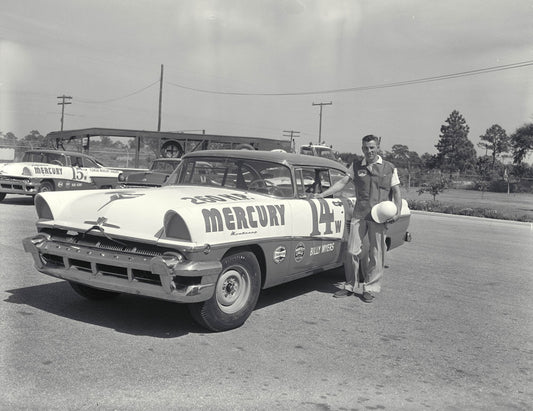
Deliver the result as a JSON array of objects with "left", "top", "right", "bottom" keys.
[
  {"left": 166, "top": 157, "right": 294, "bottom": 198},
  {"left": 150, "top": 160, "right": 180, "bottom": 173}
]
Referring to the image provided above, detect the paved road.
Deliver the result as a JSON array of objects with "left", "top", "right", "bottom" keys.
[{"left": 1, "top": 195, "right": 532, "bottom": 409}]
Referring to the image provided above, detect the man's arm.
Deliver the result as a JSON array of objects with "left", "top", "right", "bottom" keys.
[
  {"left": 387, "top": 184, "right": 402, "bottom": 223},
  {"left": 315, "top": 174, "right": 350, "bottom": 198}
]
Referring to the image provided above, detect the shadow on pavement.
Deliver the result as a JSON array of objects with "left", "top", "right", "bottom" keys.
[
  {"left": 0, "top": 196, "right": 35, "bottom": 206},
  {"left": 4, "top": 268, "right": 345, "bottom": 337}
]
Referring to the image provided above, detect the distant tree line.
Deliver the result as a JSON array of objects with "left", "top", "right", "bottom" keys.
[
  {"left": 2, "top": 110, "right": 533, "bottom": 192},
  {"left": 338, "top": 110, "right": 533, "bottom": 194}
]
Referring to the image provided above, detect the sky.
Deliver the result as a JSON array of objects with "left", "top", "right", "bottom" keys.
[{"left": 1, "top": 0, "right": 533, "bottom": 157}]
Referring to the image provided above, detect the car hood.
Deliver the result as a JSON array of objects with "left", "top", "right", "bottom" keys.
[{"left": 35, "top": 185, "right": 290, "bottom": 247}]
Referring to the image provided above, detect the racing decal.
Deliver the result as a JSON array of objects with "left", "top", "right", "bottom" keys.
[
  {"left": 273, "top": 246, "right": 287, "bottom": 264},
  {"left": 307, "top": 199, "right": 343, "bottom": 237},
  {"left": 310, "top": 242, "right": 335, "bottom": 256},
  {"left": 33, "top": 166, "right": 63, "bottom": 175},
  {"left": 202, "top": 204, "right": 285, "bottom": 233},
  {"left": 97, "top": 192, "right": 146, "bottom": 211},
  {"left": 182, "top": 193, "right": 251, "bottom": 204},
  {"left": 294, "top": 242, "right": 305, "bottom": 263},
  {"left": 72, "top": 168, "right": 85, "bottom": 181}
]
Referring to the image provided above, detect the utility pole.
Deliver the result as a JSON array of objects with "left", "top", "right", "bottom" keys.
[
  {"left": 283, "top": 130, "right": 300, "bottom": 152},
  {"left": 157, "top": 64, "right": 164, "bottom": 131},
  {"left": 57, "top": 95, "right": 72, "bottom": 131},
  {"left": 312, "top": 101, "right": 332, "bottom": 144}
]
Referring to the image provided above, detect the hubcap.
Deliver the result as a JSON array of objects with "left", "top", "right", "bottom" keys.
[{"left": 216, "top": 266, "right": 250, "bottom": 314}]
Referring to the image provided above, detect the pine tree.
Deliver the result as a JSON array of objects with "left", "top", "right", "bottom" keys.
[
  {"left": 435, "top": 110, "right": 476, "bottom": 176},
  {"left": 478, "top": 124, "right": 509, "bottom": 168}
]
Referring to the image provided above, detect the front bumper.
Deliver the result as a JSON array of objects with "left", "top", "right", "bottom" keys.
[
  {"left": 0, "top": 177, "right": 39, "bottom": 195},
  {"left": 23, "top": 234, "right": 221, "bottom": 303}
]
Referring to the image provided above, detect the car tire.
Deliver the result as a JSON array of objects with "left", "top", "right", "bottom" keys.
[
  {"left": 188, "top": 251, "right": 261, "bottom": 332},
  {"left": 69, "top": 281, "right": 120, "bottom": 300},
  {"left": 0, "top": 193, "right": 5, "bottom": 202},
  {"left": 38, "top": 181, "right": 54, "bottom": 193}
]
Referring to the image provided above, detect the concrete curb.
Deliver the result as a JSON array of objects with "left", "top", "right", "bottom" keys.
[{"left": 410, "top": 209, "right": 533, "bottom": 227}]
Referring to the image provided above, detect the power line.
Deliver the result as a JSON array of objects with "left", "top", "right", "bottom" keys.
[
  {"left": 77, "top": 79, "right": 160, "bottom": 104},
  {"left": 165, "top": 59, "right": 533, "bottom": 96}
]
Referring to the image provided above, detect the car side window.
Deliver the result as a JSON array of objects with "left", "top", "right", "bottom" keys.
[
  {"left": 82, "top": 157, "right": 98, "bottom": 168},
  {"left": 48, "top": 153, "right": 66, "bottom": 166},
  {"left": 297, "top": 167, "right": 330, "bottom": 195},
  {"left": 69, "top": 156, "right": 84, "bottom": 167}
]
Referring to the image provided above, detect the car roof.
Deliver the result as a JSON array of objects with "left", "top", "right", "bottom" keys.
[
  {"left": 182, "top": 149, "right": 347, "bottom": 170},
  {"left": 153, "top": 158, "right": 181, "bottom": 162},
  {"left": 25, "top": 149, "right": 95, "bottom": 158}
]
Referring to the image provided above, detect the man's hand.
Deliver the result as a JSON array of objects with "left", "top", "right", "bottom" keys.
[
  {"left": 385, "top": 214, "right": 399, "bottom": 224},
  {"left": 314, "top": 193, "right": 324, "bottom": 199}
]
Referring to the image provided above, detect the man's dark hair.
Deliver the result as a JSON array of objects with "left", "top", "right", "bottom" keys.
[{"left": 362, "top": 134, "right": 380, "bottom": 144}]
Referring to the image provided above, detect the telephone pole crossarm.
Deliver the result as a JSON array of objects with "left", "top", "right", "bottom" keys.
[
  {"left": 57, "top": 95, "right": 72, "bottom": 131},
  {"left": 283, "top": 130, "right": 300, "bottom": 152}
]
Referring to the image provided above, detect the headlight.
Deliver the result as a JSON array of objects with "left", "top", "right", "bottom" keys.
[
  {"left": 118, "top": 173, "right": 125, "bottom": 182},
  {"left": 163, "top": 210, "right": 191, "bottom": 241},
  {"left": 35, "top": 195, "right": 54, "bottom": 220}
]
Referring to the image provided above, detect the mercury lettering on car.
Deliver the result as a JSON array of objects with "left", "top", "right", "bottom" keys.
[
  {"left": 202, "top": 204, "right": 285, "bottom": 233},
  {"left": 33, "top": 166, "right": 63, "bottom": 175}
]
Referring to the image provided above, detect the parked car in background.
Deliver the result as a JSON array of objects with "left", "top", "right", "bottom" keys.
[
  {"left": 122, "top": 158, "right": 181, "bottom": 188},
  {"left": 23, "top": 150, "right": 411, "bottom": 331},
  {"left": 0, "top": 149, "right": 123, "bottom": 202},
  {"left": 300, "top": 142, "right": 340, "bottom": 161}
]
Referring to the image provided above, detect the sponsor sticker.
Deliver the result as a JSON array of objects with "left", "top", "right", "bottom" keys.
[
  {"left": 273, "top": 245, "right": 287, "bottom": 264},
  {"left": 294, "top": 242, "right": 305, "bottom": 263},
  {"left": 310, "top": 242, "right": 335, "bottom": 256}
]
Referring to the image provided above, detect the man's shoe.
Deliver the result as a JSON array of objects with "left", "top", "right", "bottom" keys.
[
  {"left": 361, "top": 291, "right": 375, "bottom": 303},
  {"left": 333, "top": 289, "right": 353, "bottom": 298}
]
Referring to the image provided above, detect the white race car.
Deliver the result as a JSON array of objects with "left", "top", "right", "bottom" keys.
[
  {"left": 0, "top": 149, "right": 123, "bottom": 201},
  {"left": 23, "top": 150, "right": 411, "bottom": 331}
]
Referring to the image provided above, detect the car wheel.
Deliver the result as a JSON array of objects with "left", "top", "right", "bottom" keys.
[
  {"left": 0, "top": 193, "right": 5, "bottom": 202},
  {"left": 188, "top": 251, "right": 261, "bottom": 332},
  {"left": 69, "top": 281, "right": 120, "bottom": 300},
  {"left": 38, "top": 181, "right": 54, "bottom": 193}
]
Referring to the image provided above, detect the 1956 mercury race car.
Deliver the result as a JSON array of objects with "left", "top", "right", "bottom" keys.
[
  {"left": 0, "top": 149, "right": 123, "bottom": 201},
  {"left": 23, "top": 150, "right": 411, "bottom": 331}
]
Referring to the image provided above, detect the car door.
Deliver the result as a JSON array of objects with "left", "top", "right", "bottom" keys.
[{"left": 288, "top": 167, "right": 353, "bottom": 276}]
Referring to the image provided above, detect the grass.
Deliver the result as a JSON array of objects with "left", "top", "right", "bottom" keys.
[{"left": 402, "top": 188, "right": 533, "bottom": 222}]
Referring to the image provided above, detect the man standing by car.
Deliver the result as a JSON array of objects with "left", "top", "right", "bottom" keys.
[{"left": 316, "top": 134, "right": 402, "bottom": 303}]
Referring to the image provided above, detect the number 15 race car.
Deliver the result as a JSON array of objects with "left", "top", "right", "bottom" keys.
[
  {"left": 23, "top": 150, "right": 411, "bottom": 331},
  {"left": 0, "top": 149, "right": 123, "bottom": 202}
]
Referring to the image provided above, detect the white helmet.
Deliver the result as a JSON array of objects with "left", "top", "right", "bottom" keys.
[{"left": 371, "top": 201, "right": 397, "bottom": 223}]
